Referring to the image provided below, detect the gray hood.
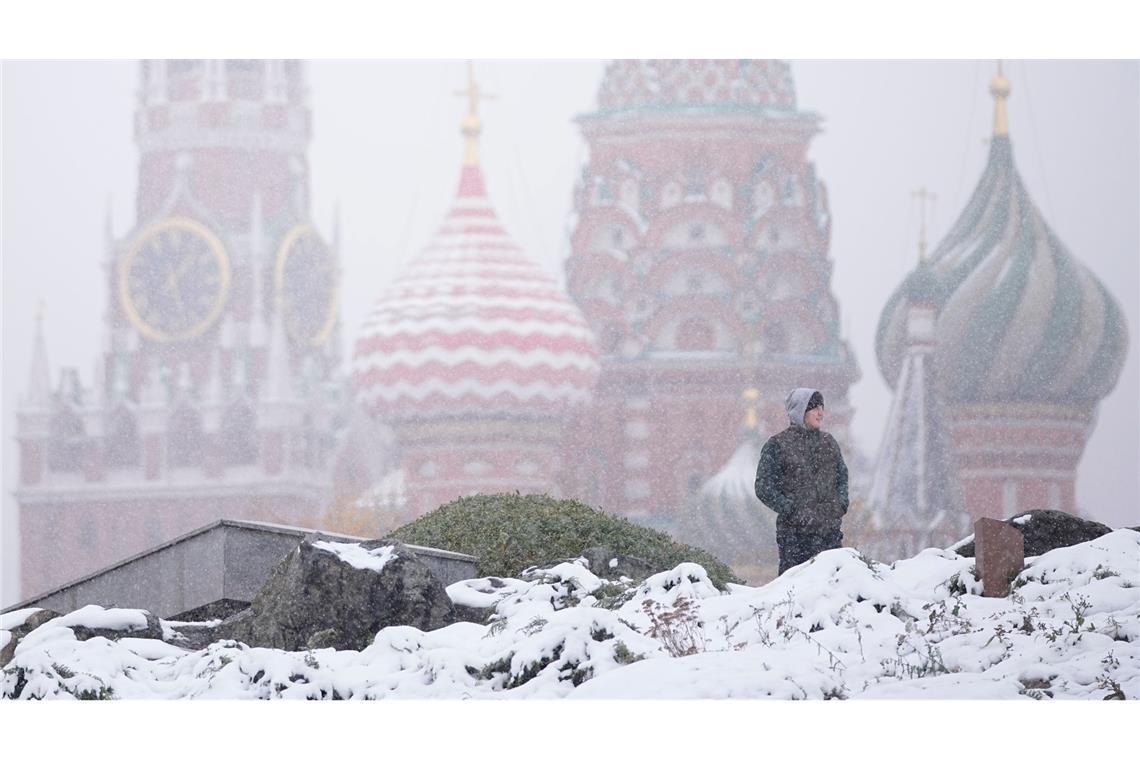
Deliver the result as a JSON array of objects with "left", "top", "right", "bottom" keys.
[{"left": 785, "top": 387, "right": 821, "bottom": 429}]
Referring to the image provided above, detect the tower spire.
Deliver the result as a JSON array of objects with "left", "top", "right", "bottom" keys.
[
  {"left": 104, "top": 194, "right": 115, "bottom": 247},
  {"left": 990, "top": 60, "right": 1011, "bottom": 138},
  {"left": 912, "top": 187, "right": 937, "bottom": 263},
  {"left": 24, "top": 300, "right": 52, "bottom": 409}
]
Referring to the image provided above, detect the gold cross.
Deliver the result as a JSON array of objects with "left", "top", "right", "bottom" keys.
[
  {"left": 453, "top": 61, "right": 496, "bottom": 166},
  {"left": 912, "top": 187, "right": 938, "bottom": 262},
  {"left": 453, "top": 60, "right": 496, "bottom": 121}
]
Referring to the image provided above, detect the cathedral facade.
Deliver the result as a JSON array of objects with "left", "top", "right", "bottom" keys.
[
  {"left": 15, "top": 60, "right": 343, "bottom": 597},
  {"left": 560, "top": 61, "right": 860, "bottom": 531}
]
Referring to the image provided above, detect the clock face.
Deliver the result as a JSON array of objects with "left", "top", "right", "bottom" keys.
[
  {"left": 119, "top": 217, "right": 231, "bottom": 342},
  {"left": 275, "top": 225, "right": 338, "bottom": 347}
]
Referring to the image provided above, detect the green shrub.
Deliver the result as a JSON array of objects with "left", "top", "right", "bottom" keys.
[{"left": 387, "top": 492, "right": 740, "bottom": 589}]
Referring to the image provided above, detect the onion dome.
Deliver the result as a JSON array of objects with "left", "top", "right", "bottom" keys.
[
  {"left": 352, "top": 69, "right": 599, "bottom": 422},
  {"left": 594, "top": 59, "right": 798, "bottom": 113},
  {"left": 876, "top": 70, "right": 1129, "bottom": 405}
]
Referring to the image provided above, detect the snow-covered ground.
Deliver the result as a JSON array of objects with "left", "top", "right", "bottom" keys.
[{"left": 3, "top": 530, "right": 1137, "bottom": 700}]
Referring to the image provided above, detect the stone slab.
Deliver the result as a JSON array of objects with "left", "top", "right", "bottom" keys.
[
  {"left": 975, "top": 517, "right": 1025, "bottom": 598},
  {"left": 2, "top": 519, "right": 477, "bottom": 619}
]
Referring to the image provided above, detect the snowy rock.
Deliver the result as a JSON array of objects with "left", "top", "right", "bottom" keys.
[
  {"left": 528, "top": 547, "right": 674, "bottom": 585},
  {"left": 578, "top": 546, "right": 658, "bottom": 582},
  {"left": 954, "top": 510, "right": 1115, "bottom": 559},
  {"left": 224, "top": 535, "right": 456, "bottom": 651},
  {"left": 447, "top": 576, "right": 525, "bottom": 625},
  {"left": 161, "top": 619, "right": 228, "bottom": 651},
  {"left": 60, "top": 606, "right": 166, "bottom": 644},
  {"left": 1, "top": 608, "right": 60, "bottom": 667}
]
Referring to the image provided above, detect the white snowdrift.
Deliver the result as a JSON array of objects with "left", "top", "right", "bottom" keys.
[{"left": 3, "top": 531, "right": 1137, "bottom": 700}]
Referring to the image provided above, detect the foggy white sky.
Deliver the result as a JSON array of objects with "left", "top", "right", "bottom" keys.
[{"left": 2, "top": 59, "right": 1137, "bottom": 606}]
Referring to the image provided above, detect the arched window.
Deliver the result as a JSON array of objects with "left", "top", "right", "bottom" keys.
[
  {"left": 676, "top": 318, "right": 716, "bottom": 352},
  {"left": 600, "top": 321, "right": 624, "bottom": 355},
  {"left": 167, "top": 405, "right": 204, "bottom": 468},
  {"left": 764, "top": 322, "right": 788, "bottom": 354},
  {"left": 48, "top": 407, "right": 85, "bottom": 472},
  {"left": 166, "top": 59, "right": 202, "bottom": 100},
  {"left": 225, "top": 59, "right": 263, "bottom": 99},
  {"left": 221, "top": 402, "right": 258, "bottom": 466},
  {"left": 105, "top": 406, "right": 141, "bottom": 469}
]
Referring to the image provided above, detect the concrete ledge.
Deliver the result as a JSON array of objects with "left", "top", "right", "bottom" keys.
[{"left": 3, "top": 519, "right": 478, "bottom": 619}]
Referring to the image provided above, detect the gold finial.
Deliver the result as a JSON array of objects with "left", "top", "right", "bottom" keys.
[
  {"left": 990, "top": 60, "right": 1011, "bottom": 137},
  {"left": 742, "top": 387, "right": 760, "bottom": 430},
  {"left": 912, "top": 187, "right": 937, "bottom": 263},
  {"left": 453, "top": 60, "right": 496, "bottom": 167}
]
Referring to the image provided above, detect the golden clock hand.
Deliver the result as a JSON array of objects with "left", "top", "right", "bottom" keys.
[
  {"left": 165, "top": 253, "right": 194, "bottom": 294},
  {"left": 164, "top": 260, "right": 180, "bottom": 295},
  {"left": 171, "top": 281, "right": 187, "bottom": 319},
  {"left": 173, "top": 253, "right": 194, "bottom": 281},
  {"left": 163, "top": 259, "right": 188, "bottom": 316}
]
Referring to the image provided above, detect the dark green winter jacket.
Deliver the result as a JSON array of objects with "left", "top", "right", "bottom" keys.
[{"left": 754, "top": 388, "right": 849, "bottom": 534}]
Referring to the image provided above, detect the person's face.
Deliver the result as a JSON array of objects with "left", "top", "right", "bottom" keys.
[{"left": 804, "top": 405, "right": 824, "bottom": 430}]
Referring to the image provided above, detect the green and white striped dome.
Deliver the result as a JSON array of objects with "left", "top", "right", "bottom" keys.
[{"left": 877, "top": 126, "right": 1128, "bottom": 406}]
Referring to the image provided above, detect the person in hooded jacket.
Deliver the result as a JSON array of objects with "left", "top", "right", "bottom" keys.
[{"left": 754, "top": 388, "right": 849, "bottom": 575}]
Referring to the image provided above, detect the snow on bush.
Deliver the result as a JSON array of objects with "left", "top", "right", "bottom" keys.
[{"left": 3, "top": 531, "right": 1137, "bottom": 699}]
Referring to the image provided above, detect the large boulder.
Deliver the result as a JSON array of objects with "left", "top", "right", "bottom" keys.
[
  {"left": 223, "top": 535, "right": 455, "bottom": 651},
  {"left": 954, "top": 510, "right": 1115, "bottom": 558}
]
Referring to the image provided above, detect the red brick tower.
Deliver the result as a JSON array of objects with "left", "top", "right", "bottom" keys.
[
  {"left": 14, "top": 60, "right": 343, "bottom": 598},
  {"left": 561, "top": 60, "right": 860, "bottom": 531}
]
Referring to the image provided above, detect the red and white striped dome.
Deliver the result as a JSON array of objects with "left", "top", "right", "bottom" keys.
[{"left": 352, "top": 162, "right": 599, "bottom": 421}]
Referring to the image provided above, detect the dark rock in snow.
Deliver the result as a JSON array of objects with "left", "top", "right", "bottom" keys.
[
  {"left": 578, "top": 546, "right": 657, "bottom": 582},
  {"left": 222, "top": 535, "right": 456, "bottom": 651},
  {"left": 3, "top": 607, "right": 166, "bottom": 666},
  {"left": 1, "top": 609, "right": 61, "bottom": 667},
  {"left": 69, "top": 610, "right": 166, "bottom": 643},
  {"left": 452, "top": 603, "right": 495, "bottom": 625},
  {"left": 954, "top": 510, "right": 1114, "bottom": 559},
  {"left": 528, "top": 546, "right": 657, "bottom": 584},
  {"left": 163, "top": 619, "right": 230, "bottom": 650}
]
